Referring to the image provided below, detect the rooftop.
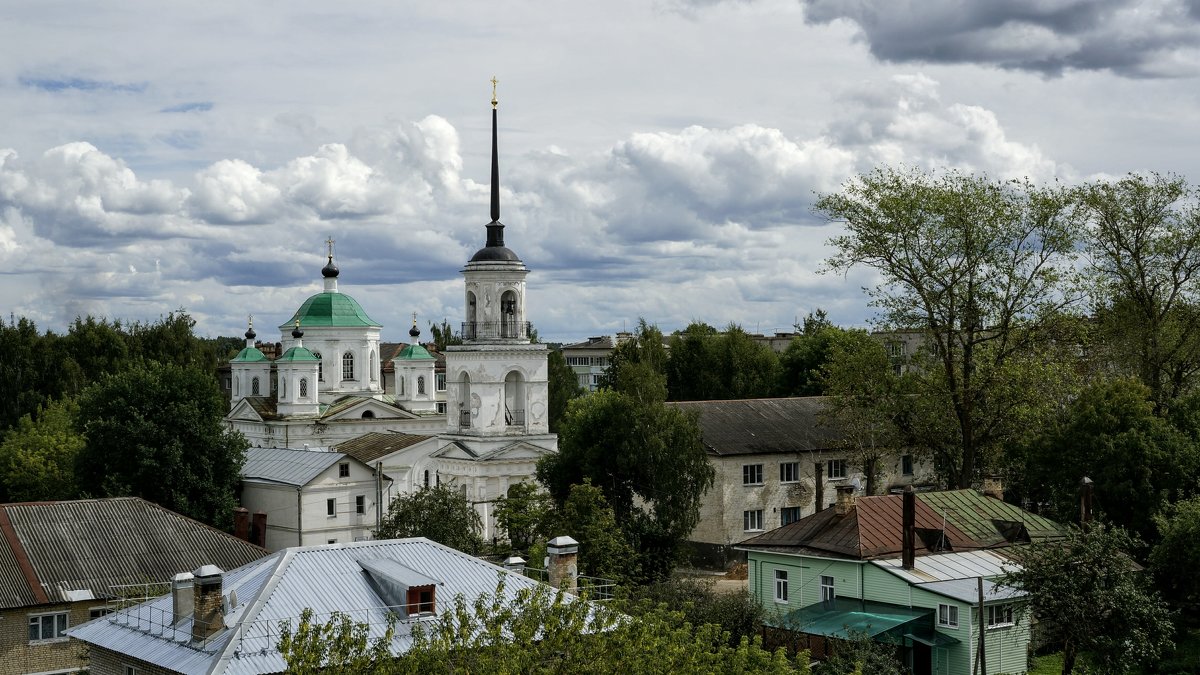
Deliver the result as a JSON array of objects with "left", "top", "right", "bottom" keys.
[{"left": 667, "top": 397, "right": 843, "bottom": 456}]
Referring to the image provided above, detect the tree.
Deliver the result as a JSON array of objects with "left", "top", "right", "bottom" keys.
[
  {"left": 666, "top": 323, "right": 780, "bottom": 401},
  {"left": 0, "top": 317, "right": 68, "bottom": 432},
  {"left": 279, "top": 576, "right": 809, "bottom": 674},
  {"left": 537, "top": 389, "right": 714, "bottom": 581},
  {"left": 376, "top": 484, "right": 483, "bottom": 553},
  {"left": 547, "top": 349, "right": 583, "bottom": 433},
  {"left": 551, "top": 481, "right": 636, "bottom": 582},
  {"left": 428, "top": 319, "right": 463, "bottom": 351},
  {"left": 819, "top": 168, "right": 1081, "bottom": 488},
  {"left": 623, "top": 575, "right": 764, "bottom": 648},
  {"left": 597, "top": 319, "right": 668, "bottom": 403},
  {"left": 0, "top": 397, "right": 84, "bottom": 502},
  {"left": 1001, "top": 525, "right": 1174, "bottom": 675},
  {"left": 1150, "top": 496, "right": 1200, "bottom": 611},
  {"left": 493, "top": 480, "right": 555, "bottom": 551},
  {"left": 74, "top": 361, "right": 246, "bottom": 528},
  {"left": 1080, "top": 173, "right": 1200, "bottom": 413}
]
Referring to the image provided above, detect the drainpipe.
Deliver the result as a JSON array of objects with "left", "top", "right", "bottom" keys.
[
  {"left": 375, "top": 462, "right": 383, "bottom": 536},
  {"left": 297, "top": 487, "right": 303, "bottom": 547}
]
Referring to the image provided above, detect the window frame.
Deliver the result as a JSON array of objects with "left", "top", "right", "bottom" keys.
[
  {"left": 342, "top": 351, "right": 355, "bottom": 380},
  {"left": 326, "top": 498, "right": 336, "bottom": 517},
  {"left": 355, "top": 495, "right": 366, "bottom": 515},
  {"left": 820, "top": 575, "right": 835, "bottom": 605},
  {"left": 938, "top": 603, "right": 959, "bottom": 629},
  {"left": 28, "top": 610, "right": 69, "bottom": 643},
  {"left": 827, "top": 459, "right": 848, "bottom": 479},
  {"left": 338, "top": 462, "right": 350, "bottom": 478},
  {"left": 779, "top": 461, "right": 800, "bottom": 483},
  {"left": 986, "top": 603, "right": 1014, "bottom": 629},
  {"left": 902, "top": 454, "right": 914, "bottom": 476},
  {"left": 780, "top": 506, "right": 802, "bottom": 526},
  {"left": 436, "top": 373, "right": 447, "bottom": 392},
  {"left": 742, "top": 509, "right": 764, "bottom": 532},
  {"left": 742, "top": 463, "right": 764, "bottom": 486},
  {"left": 774, "top": 569, "right": 788, "bottom": 603}
]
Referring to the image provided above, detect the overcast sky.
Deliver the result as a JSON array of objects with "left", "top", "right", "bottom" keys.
[{"left": 3, "top": 0, "right": 1200, "bottom": 344}]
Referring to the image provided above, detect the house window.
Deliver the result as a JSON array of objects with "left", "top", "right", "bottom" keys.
[
  {"left": 342, "top": 352, "right": 354, "bottom": 380},
  {"left": 327, "top": 498, "right": 336, "bottom": 517},
  {"left": 902, "top": 455, "right": 914, "bottom": 476},
  {"left": 743, "top": 509, "right": 763, "bottom": 532},
  {"left": 356, "top": 495, "right": 365, "bottom": 515},
  {"left": 887, "top": 341, "right": 906, "bottom": 357},
  {"left": 774, "top": 569, "right": 788, "bottom": 603},
  {"left": 417, "top": 376, "right": 426, "bottom": 395},
  {"left": 437, "top": 402, "right": 447, "bottom": 414},
  {"left": 781, "top": 507, "right": 802, "bottom": 525},
  {"left": 779, "top": 461, "right": 800, "bottom": 483},
  {"left": 828, "top": 459, "right": 847, "bottom": 479},
  {"left": 252, "top": 377, "right": 261, "bottom": 395},
  {"left": 313, "top": 351, "right": 323, "bottom": 381},
  {"left": 987, "top": 604, "right": 1014, "bottom": 629},
  {"left": 938, "top": 603, "right": 959, "bottom": 628},
  {"left": 299, "top": 377, "right": 308, "bottom": 398},
  {"left": 125, "top": 666, "right": 141, "bottom": 675},
  {"left": 327, "top": 539, "right": 337, "bottom": 544},
  {"left": 742, "top": 464, "right": 763, "bottom": 486},
  {"left": 28, "top": 611, "right": 68, "bottom": 643},
  {"left": 436, "top": 373, "right": 446, "bottom": 391},
  {"left": 820, "top": 575, "right": 835, "bottom": 605},
  {"left": 90, "top": 606, "right": 113, "bottom": 619},
  {"left": 339, "top": 463, "right": 350, "bottom": 478}
]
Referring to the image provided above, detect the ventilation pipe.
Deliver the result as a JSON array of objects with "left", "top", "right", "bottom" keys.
[{"left": 902, "top": 486, "right": 916, "bottom": 570}]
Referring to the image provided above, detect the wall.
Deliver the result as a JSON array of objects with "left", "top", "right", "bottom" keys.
[
  {"left": 87, "top": 645, "right": 181, "bottom": 675},
  {"left": 241, "top": 460, "right": 382, "bottom": 552},
  {"left": 1, "top": 600, "right": 97, "bottom": 675}
]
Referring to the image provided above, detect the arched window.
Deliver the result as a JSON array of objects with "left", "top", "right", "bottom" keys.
[
  {"left": 300, "top": 378, "right": 308, "bottom": 398},
  {"left": 398, "top": 376, "right": 405, "bottom": 396},
  {"left": 281, "top": 377, "right": 287, "bottom": 399},
  {"left": 362, "top": 410, "right": 375, "bottom": 419},
  {"left": 313, "top": 351, "right": 323, "bottom": 381},
  {"left": 342, "top": 352, "right": 354, "bottom": 380},
  {"left": 417, "top": 376, "right": 426, "bottom": 395},
  {"left": 423, "top": 469, "right": 430, "bottom": 488},
  {"left": 370, "top": 351, "right": 377, "bottom": 382},
  {"left": 234, "top": 378, "right": 239, "bottom": 396},
  {"left": 252, "top": 377, "right": 260, "bottom": 396},
  {"left": 505, "top": 370, "right": 526, "bottom": 426}
]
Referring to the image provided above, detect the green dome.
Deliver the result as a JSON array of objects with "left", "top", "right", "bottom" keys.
[
  {"left": 231, "top": 346, "right": 268, "bottom": 362},
  {"left": 395, "top": 343, "right": 433, "bottom": 360},
  {"left": 278, "top": 345, "right": 320, "bottom": 362},
  {"left": 281, "top": 291, "right": 381, "bottom": 330}
]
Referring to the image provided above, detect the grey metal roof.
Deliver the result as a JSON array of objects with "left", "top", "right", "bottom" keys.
[
  {"left": 240, "top": 447, "right": 346, "bottom": 486},
  {"left": 69, "top": 538, "right": 572, "bottom": 675},
  {"left": 0, "top": 498, "right": 267, "bottom": 610},
  {"left": 873, "top": 550, "right": 1017, "bottom": 586},
  {"left": 667, "top": 397, "right": 844, "bottom": 456},
  {"left": 914, "top": 578, "right": 1027, "bottom": 604}
]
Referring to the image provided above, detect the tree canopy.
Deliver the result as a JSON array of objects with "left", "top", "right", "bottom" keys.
[
  {"left": 74, "top": 360, "right": 246, "bottom": 528},
  {"left": 547, "top": 348, "right": 584, "bottom": 432},
  {"left": 666, "top": 322, "right": 780, "bottom": 401},
  {"left": 375, "top": 483, "right": 484, "bottom": 553},
  {"left": 0, "top": 397, "right": 83, "bottom": 502}
]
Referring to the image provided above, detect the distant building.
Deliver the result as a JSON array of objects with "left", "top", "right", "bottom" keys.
[
  {"left": 561, "top": 336, "right": 615, "bottom": 391},
  {"left": 0, "top": 497, "right": 266, "bottom": 675}
]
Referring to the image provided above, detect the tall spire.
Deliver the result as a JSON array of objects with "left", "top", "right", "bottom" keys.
[
  {"left": 469, "top": 78, "right": 520, "bottom": 263},
  {"left": 489, "top": 76, "right": 501, "bottom": 227}
]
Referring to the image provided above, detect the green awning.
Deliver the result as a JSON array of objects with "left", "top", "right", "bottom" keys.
[
  {"left": 905, "top": 631, "right": 960, "bottom": 647},
  {"left": 770, "top": 598, "right": 932, "bottom": 642}
]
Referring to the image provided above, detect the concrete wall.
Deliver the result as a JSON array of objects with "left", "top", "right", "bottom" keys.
[{"left": 241, "top": 460, "right": 382, "bottom": 552}]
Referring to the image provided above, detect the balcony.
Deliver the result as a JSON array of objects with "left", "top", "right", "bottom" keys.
[
  {"left": 461, "top": 321, "right": 532, "bottom": 341},
  {"left": 506, "top": 409, "right": 525, "bottom": 427}
]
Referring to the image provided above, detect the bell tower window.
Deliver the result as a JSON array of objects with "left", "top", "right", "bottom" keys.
[
  {"left": 252, "top": 377, "right": 260, "bottom": 396},
  {"left": 313, "top": 351, "right": 323, "bottom": 381},
  {"left": 342, "top": 352, "right": 354, "bottom": 380},
  {"left": 300, "top": 378, "right": 308, "bottom": 398}
]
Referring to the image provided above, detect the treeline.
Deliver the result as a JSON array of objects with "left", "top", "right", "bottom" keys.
[{"left": 0, "top": 312, "right": 246, "bottom": 527}]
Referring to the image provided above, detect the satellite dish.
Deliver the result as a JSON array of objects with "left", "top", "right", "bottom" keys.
[{"left": 851, "top": 477, "right": 862, "bottom": 492}]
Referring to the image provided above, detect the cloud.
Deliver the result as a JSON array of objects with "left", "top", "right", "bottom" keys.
[
  {"left": 18, "top": 76, "right": 148, "bottom": 93},
  {"left": 799, "top": 0, "right": 1200, "bottom": 77},
  {"left": 160, "top": 101, "right": 213, "bottom": 113}
]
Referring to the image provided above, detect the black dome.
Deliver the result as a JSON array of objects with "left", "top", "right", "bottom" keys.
[
  {"left": 469, "top": 245, "right": 522, "bottom": 262},
  {"left": 245, "top": 327, "right": 257, "bottom": 340},
  {"left": 321, "top": 259, "right": 340, "bottom": 278},
  {"left": 409, "top": 325, "right": 421, "bottom": 338}
]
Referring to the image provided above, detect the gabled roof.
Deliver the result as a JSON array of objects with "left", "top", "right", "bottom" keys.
[
  {"left": 667, "top": 397, "right": 843, "bottom": 456},
  {"left": 241, "top": 447, "right": 347, "bottom": 487},
  {"left": 739, "top": 495, "right": 978, "bottom": 559},
  {"left": 320, "top": 395, "right": 419, "bottom": 421},
  {"left": 919, "top": 490, "right": 1067, "bottom": 545},
  {"left": 0, "top": 498, "right": 266, "bottom": 610},
  {"left": 562, "top": 336, "right": 614, "bottom": 350},
  {"left": 69, "top": 538, "right": 572, "bottom": 675},
  {"left": 336, "top": 432, "right": 433, "bottom": 464},
  {"left": 432, "top": 440, "right": 555, "bottom": 463}
]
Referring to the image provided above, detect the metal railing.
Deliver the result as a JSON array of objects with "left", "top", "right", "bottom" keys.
[
  {"left": 462, "top": 321, "right": 532, "bottom": 341},
  {"left": 459, "top": 410, "right": 472, "bottom": 428},
  {"left": 521, "top": 568, "right": 617, "bottom": 601},
  {"left": 505, "top": 409, "right": 525, "bottom": 426}
]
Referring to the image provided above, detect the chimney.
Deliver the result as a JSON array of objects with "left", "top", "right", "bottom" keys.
[
  {"left": 251, "top": 511, "right": 267, "bottom": 548},
  {"left": 503, "top": 556, "right": 526, "bottom": 573},
  {"left": 902, "top": 486, "right": 916, "bottom": 570},
  {"left": 171, "top": 572, "right": 194, "bottom": 627},
  {"left": 546, "top": 536, "right": 579, "bottom": 594},
  {"left": 1079, "top": 476, "right": 1094, "bottom": 530},
  {"left": 834, "top": 485, "right": 856, "bottom": 516},
  {"left": 982, "top": 475, "right": 1004, "bottom": 501},
  {"left": 814, "top": 462, "right": 825, "bottom": 511},
  {"left": 191, "top": 565, "right": 225, "bottom": 642},
  {"left": 233, "top": 507, "right": 250, "bottom": 541}
]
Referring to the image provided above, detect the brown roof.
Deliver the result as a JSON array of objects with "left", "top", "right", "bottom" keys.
[
  {"left": 380, "top": 342, "right": 445, "bottom": 374},
  {"left": 336, "top": 431, "right": 432, "bottom": 463},
  {"left": 740, "top": 494, "right": 979, "bottom": 559},
  {"left": 0, "top": 498, "right": 267, "bottom": 609},
  {"left": 667, "top": 397, "right": 843, "bottom": 456}
]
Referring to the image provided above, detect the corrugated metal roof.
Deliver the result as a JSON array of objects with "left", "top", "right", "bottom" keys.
[
  {"left": 70, "top": 538, "right": 572, "bottom": 675},
  {"left": 919, "top": 490, "right": 1067, "bottom": 545},
  {"left": 913, "top": 578, "right": 1027, "bottom": 604},
  {"left": 873, "top": 550, "right": 1016, "bottom": 585},
  {"left": 667, "top": 397, "right": 843, "bottom": 456},
  {"left": 336, "top": 432, "right": 431, "bottom": 464},
  {"left": 0, "top": 498, "right": 267, "bottom": 610},
  {"left": 241, "top": 447, "right": 345, "bottom": 486}
]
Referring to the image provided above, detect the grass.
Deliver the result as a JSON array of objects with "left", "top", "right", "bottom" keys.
[{"left": 1027, "top": 653, "right": 1064, "bottom": 675}]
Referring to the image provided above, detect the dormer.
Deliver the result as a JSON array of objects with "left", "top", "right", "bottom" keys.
[{"left": 358, "top": 558, "right": 440, "bottom": 618}]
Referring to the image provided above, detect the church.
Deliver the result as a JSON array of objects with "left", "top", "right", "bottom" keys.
[{"left": 225, "top": 89, "right": 557, "bottom": 540}]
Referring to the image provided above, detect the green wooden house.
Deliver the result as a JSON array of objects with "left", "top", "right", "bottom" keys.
[{"left": 739, "top": 486, "right": 1066, "bottom": 675}]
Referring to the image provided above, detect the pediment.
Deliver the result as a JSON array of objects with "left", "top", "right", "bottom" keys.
[
  {"left": 227, "top": 399, "right": 264, "bottom": 422},
  {"left": 322, "top": 397, "right": 417, "bottom": 422},
  {"left": 431, "top": 439, "right": 555, "bottom": 462}
]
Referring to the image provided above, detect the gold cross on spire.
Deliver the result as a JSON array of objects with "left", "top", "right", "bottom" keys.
[
  {"left": 412, "top": 311, "right": 418, "bottom": 327},
  {"left": 491, "top": 76, "right": 498, "bottom": 109},
  {"left": 248, "top": 314, "right": 253, "bottom": 329},
  {"left": 325, "top": 236, "right": 335, "bottom": 260}
]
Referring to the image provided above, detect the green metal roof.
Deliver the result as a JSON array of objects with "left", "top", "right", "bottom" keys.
[
  {"left": 231, "top": 346, "right": 268, "bottom": 363},
  {"left": 277, "top": 346, "right": 319, "bottom": 362},
  {"left": 918, "top": 490, "right": 1067, "bottom": 545},
  {"left": 394, "top": 343, "right": 433, "bottom": 360},
  {"left": 771, "top": 598, "right": 947, "bottom": 645},
  {"left": 281, "top": 291, "right": 381, "bottom": 330}
]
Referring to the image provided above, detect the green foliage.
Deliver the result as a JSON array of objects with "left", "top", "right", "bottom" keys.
[
  {"left": 493, "top": 480, "right": 555, "bottom": 551},
  {"left": 1001, "top": 525, "right": 1175, "bottom": 675},
  {"left": 622, "top": 576, "right": 764, "bottom": 647},
  {"left": 74, "top": 360, "right": 246, "bottom": 528},
  {"left": 597, "top": 319, "right": 668, "bottom": 403},
  {"left": 0, "top": 397, "right": 84, "bottom": 502},
  {"left": 376, "top": 483, "right": 483, "bottom": 553},
  {"left": 551, "top": 481, "right": 636, "bottom": 583},
  {"left": 819, "top": 631, "right": 904, "bottom": 675},
  {"left": 428, "top": 319, "right": 463, "bottom": 351},
  {"left": 547, "top": 348, "right": 584, "bottom": 433},
  {"left": 666, "top": 322, "right": 780, "bottom": 401},
  {"left": 1079, "top": 173, "right": 1200, "bottom": 412},
  {"left": 0, "top": 317, "right": 67, "bottom": 432},
  {"left": 279, "top": 575, "right": 809, "bottom": 674},
  {"left": 1012, "top": 378, "right": 1200, "bottom": 541},
  {"left": 819, "top": 167, "right": 1082, "bottom": 487},
  {"left": 1151, "top": 497, "right": 1200, "bottom": 611},
  {"left": 278, "top": 608, "right": 394, "bottom": 674}
]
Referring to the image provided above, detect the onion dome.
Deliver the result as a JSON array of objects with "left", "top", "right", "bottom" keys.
[
  {"left": 321, "top": 257, "right": 339, "bottom": 278},
  {"left": 291, "top": 319, "right": 304, "bottom": 340}
]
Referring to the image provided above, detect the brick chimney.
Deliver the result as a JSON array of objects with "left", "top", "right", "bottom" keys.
[
  {"left": 251, "top": 511, "right": 267, "bottom": 548},
  {"left": 902, "top": 486, "right": 916, "bottom": 570},
  {"left": 191, "top": 565, "right": 225, "bottom": 642},
  {"left": 982, "top": 475, "right": 1004, "bottom": 501},
  {"left": 171, "top": 572, "right": 194, "bottom": 628},
  {"left": 834, "top": 485, "right": 856, "bottom": 516},
  {"left": 233, "top": 507, "right": 250, "bottom": 541},
  {"left": 547, "top": 536, "right": 579, "bottom": 594}
]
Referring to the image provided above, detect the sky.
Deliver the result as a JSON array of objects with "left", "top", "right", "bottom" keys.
[{"left": 3, "top": 0, "right": 1200, "bottom": 344}]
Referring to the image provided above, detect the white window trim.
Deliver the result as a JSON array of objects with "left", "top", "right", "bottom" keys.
[
  {"left": 938, "top": 603, "right": 959, "bottom": 629},
  {"left": 827, "top": 459, "right": 848, "bottom": 480},
  {"left": 743, "top": 509, "right": 764, "bottom": 532},
  {"left": 742, "top": 464, "right": 764, "bottom": 486},
  {"left": 820, "top": 575, "right": 835, "bottom": 603},
  {"left": 773, "top": 569, "right": 789, "bottom": 603},
  {"left": 986, "top": 604, "right": 1015, "bottom": 629},
  {"left": 327, "top": 498, "right": 336, "bottom": 517},
  {"left": 779, "top": 461, "right": 800, "bottom": 483},
  {"left": 27, "top": 610, "right": 69, "bottom": 644}
]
